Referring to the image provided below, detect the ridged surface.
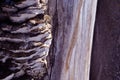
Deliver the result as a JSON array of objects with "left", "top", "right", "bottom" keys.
[{"left": 0, "top": 0, "right": 52, "bottom": 80}]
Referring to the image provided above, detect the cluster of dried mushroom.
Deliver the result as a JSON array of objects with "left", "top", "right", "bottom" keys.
[{"left": 0, "top": 0, "right": 52, "bottom": 80}]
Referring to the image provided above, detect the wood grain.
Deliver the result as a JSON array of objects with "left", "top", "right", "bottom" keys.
[{"left": 48, "top": 0, "right": 98, "bottom": 80}]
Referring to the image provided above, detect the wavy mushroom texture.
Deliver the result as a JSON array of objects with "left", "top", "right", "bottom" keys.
[{"left": 0, "top": 0, "right": 52, "bottom": 80}]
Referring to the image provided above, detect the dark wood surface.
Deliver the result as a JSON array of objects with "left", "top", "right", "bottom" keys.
[{"left": 90, "top": 0, "right": 120, "bottom": 80}]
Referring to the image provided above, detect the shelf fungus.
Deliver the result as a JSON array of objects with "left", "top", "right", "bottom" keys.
[{"left": 0, "top": 0, "right": 52, "bottom": 80}]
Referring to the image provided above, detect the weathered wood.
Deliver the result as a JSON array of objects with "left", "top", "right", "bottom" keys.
[{"left": 48, "top": 0, "right": 98, "bottom": 80}]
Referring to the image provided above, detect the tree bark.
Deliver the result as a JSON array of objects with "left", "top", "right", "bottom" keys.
[{"left": 48, "top": 0, "right": 97, "bottom": 80}]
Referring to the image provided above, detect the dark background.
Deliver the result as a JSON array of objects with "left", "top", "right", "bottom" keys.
[{"left": 90, "top": 0, "right": 120, "bottom": 80}]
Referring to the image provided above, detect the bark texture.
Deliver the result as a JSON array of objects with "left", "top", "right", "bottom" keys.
[{"left": 0, "top": 0, "right": 52, "bottom": 80}]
